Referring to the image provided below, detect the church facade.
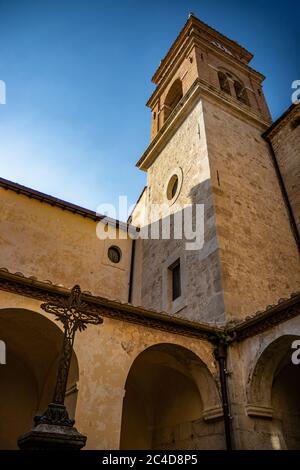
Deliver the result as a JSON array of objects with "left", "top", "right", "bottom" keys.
[{"left": 0, "top": 14, "right": 300, "bottom": 450}]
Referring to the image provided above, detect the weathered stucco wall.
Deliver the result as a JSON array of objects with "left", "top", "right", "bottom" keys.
[
  {"left": 0, "top": 189, "right": 132, "bottom": 302},
  {"left": 202, "top": 98, "right": 300, "bottom": 321}
]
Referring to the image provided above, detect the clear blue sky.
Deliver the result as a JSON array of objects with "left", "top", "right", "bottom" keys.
[{"left": 0, "top": 0, "right": 299, "bottom": 216}]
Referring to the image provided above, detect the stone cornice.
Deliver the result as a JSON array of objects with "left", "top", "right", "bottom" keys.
[
  {"left": 263, "top": 103, "right": 299, "bottom": 141},
  {"left": 0, "top": 269, "right": 220, "bottom": 342},
  {"left": 137, "top": 78, "right": 270, "bottom": 171},
  {"left": 152, "top": 15, "right": 253, "bottom": 86},
  {"left": 245, "top": 405, "right": 273, "bottom": 419},
  {"left": 147, "top": 32, "right": 264, "bottom": 110},
  {"left": 202, "top": 406, "right": 224, "bottom": 422},
  {"left": 0, "top": 269, "right": 299, "bottom": 345},
  {"left": 227, "top": 293, "right": 300, "bottom": 341}
]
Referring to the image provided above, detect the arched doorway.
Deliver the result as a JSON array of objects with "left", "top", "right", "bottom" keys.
[
  {"left": 247, "top": 334, "right": 300, "bottom": 449},
  {"left": 0, "top": 308, "right": 79, "bottom": 449},
  {"left": 120, "top": 343, "right": 223, "bottom": 450}
]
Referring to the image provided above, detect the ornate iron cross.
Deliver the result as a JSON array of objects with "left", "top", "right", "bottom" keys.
[{"left": 34, "top": 285, "right": 103, "bottom": 427}]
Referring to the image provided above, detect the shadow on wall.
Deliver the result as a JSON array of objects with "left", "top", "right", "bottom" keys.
[{"left": 134, "top": 179, "right": 225, "bottom": 324}]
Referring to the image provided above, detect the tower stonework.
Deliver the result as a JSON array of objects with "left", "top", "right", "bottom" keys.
[{"left": 131, "top": 15, "right": 300, "bottom": 322}]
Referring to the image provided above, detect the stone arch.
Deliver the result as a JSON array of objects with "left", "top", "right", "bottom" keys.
[
  {"left": 0, "top": 308, "right": 79, "bottom": 449},
  {"left": 217, "top": 67, "right": 249, "bottom": 105},
  {"left": 163, "top": 79, "right": 183, "bottom": 123},
  {"left": 246, "top": 334, "right": 300, "bottom": 448},
  {"left": 247, "top": 334, "right": 300, "bottom": 411},
  {"left": 217, "top": 66, "right": 243, "bottom": 85},
  {"left": 233, "top": 79, "right": 249, "bottom": 105},
  {"left": 120, "top": 342, "right": 224, "bottom": 450},
  {"left": 218, "top": 70, "right": 231, "bottom": 95}
]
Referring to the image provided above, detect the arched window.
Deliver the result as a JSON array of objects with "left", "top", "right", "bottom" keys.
[
  {"left": 234, "top": 80, "right": 249, "bottom": 106},
  {"left": 218, "top": 71, "right": 231, "bottom": 95},
  {"left": 163, "top": 79, "right": 183, "bottom": 123}
]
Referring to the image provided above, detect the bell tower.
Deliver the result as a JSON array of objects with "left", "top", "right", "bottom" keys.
[
  {"left": 146, "top": 13, "right": 271, "bottom": 143},
  {"left": 132, "top": 14, "right": 300, "bottom": 323}
]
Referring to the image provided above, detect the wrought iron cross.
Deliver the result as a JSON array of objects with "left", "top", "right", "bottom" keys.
[{"left": 34, "top": 285, "right": 103, "bottom": 427}]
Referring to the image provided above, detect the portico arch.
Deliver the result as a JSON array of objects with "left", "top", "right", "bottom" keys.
[
  {"left": 247, "top": 334, "right": 300, "bottom": 449},
  {"left": 0, "top": 308, "right": 79, "bottom": 449},
  {"left": 120, "top": 343, "right": 223, "bottom": 450},
  {"left": 247, "top": 335, "right": 300, "bottom": 408}
]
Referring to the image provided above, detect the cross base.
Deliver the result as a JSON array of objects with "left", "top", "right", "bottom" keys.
[
  {"left": 18, "top": 403, "right": 86, "bottom": 450},
  {"left": 34, "top": 402, "right": 75, "bottom": 427}
]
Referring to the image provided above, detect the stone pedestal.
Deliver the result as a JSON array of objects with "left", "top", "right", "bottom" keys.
[
  {"left": 18, "top": 424, "right": 87, "bottom": 450},
  {"left": 17, "top": 403, "right": 87, "bottom": 450}
]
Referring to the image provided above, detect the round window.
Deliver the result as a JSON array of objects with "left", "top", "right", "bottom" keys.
[
  {"left": 108, "top": 246, "right": 122, "bottom": 264},
  {"left": 165, "top": 167, "right": 183, "bottom": 205},
  {"left": 166, "top": 174, "right": 179, "bottom": 201}
]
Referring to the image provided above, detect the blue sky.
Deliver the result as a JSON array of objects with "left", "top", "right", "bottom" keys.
[{"left": 0, "top": 0, "right": 299, "bottom": 217}]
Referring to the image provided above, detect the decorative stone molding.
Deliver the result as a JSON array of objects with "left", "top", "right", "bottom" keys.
[
  {"left": 227, "top": 293, "right": 300, "bottom": 341},
  {"left": 0, "top": 268, "right": 299, "bottom": 345},
  {"left": 165, "top": 166, "right": 183, "bottom": 206},
  {"left": 246, "top": 404, "right": 273, "bottom": 419},
  {"left": 203, "top": 406, "right": 224, "bottom": 421},
  {"left": 0, "top": 268, "right": 218, "bottom": 342},
  {"left": 150, "top": 15, "right": 257, "bottom": 93},
  {"left": 263, "top": 103, "right": 299, "bottom": 140}
]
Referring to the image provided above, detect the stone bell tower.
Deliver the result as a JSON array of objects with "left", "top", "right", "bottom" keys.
[{"left": 131, "top": 14, "right": 300, "bottom": 323}]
